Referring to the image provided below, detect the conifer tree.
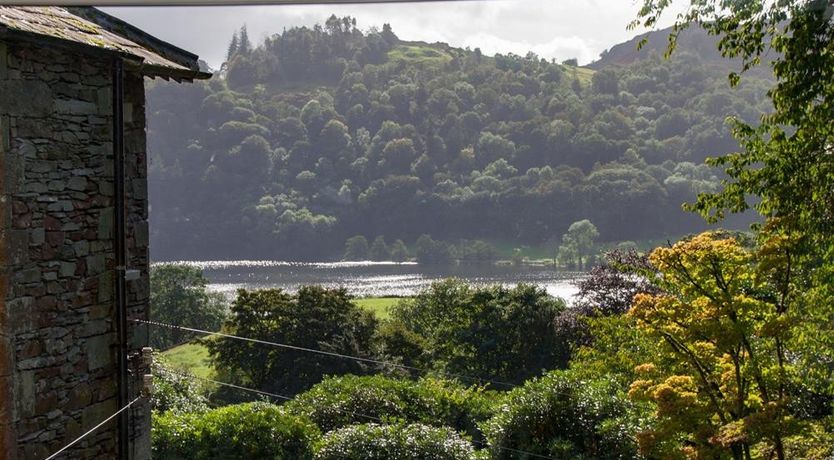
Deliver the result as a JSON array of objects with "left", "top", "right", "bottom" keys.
[
  {"left": 226, "top": 31, "right": 239, "bottom": 61},
  {"left": 238, "top": 25, "right": 252, "bottom": 55}
]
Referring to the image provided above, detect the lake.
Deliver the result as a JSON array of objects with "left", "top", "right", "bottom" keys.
[{"left": 167, "top": 260, "right": 584, "bottom": 302}]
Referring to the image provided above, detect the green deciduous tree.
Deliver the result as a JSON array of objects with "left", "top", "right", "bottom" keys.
[
  {"left": 561, "top": 219, "right": 599, "bottom": 269},
  {"left": 369, "top": 236, "right": 390, "bottom": 261},
  {"left": 389, "top": 239, "right": 409, "bottom": 262},
  {"left": 343, "top": 235, "right": 369, "bottom": 260},
  {"left": 381, "top": 138, "right": 417, "bottom": 173},
  {"left": 634, "top": 1, "right": 834, "bottom": 263},
  {"left": 150, "top": 264, "right": 227, "bottom": 350},
  {"left": 391, "top": 279, "right": 568, "bottom": 385},
  {"left": 207, "top": 287, "right": 377, "bottom": 396},
  {"left": 414, "top": 234, "right": 452, "bottom": 265}
]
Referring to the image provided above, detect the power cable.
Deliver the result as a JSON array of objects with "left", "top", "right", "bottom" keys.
[
  {"left": 133, "top": 318, "right": 517, "bottom": 388},
  {"left": 43, "top": 396, "right": 142, "bottom": 460},
  {"left": 168, "top": 368, "right": 386, "bottom": 424}
]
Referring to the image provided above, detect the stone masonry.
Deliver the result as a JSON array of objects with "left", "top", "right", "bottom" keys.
[{"left": 0, "top": 39, "right": 151, "bottom": 459}]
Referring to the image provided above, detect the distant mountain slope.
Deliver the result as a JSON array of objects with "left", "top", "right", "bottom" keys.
[
  {"left": 588, "top": 26, "right": 724, "bottom": 69},
  {"left": 146, "top": 17, "right": 768, "bottom": 260}
]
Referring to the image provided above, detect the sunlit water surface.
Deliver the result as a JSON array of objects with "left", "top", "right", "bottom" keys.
[{"left": 164, "top": 260, "right": 584, "bottom": 303}]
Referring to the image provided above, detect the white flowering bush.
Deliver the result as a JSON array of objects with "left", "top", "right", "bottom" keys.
[
  {"left": 314, "top": 423, "right": 483, "bottom": 460},
  {"left": 286, "top": 374, "right": 495, "bottom": 440}
]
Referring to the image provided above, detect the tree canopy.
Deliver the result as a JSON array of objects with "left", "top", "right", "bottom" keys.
[{"left": 146, "top": 18, "right": 767, "bottom": 260}]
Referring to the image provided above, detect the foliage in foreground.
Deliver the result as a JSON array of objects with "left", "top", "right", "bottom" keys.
[
  {"left": 150, "top": 357, "right": 209, "bottom": 414},
  {"left": 481, "top": 368, "right": 645, "bottom": 459},
  {"left": 636, "top": 0, "right": 834, "bottom": 435},
  {"left": 284, "top": 374, "right": 495, "bottom": 441},
  {"left": 314, "top": 423, "right": 481, "bottom": 460},
  {"left": 152, "top": 402, "right": 319, "bottom": 460},
  {"left": 628, "top": 231, "right": 831, "bottom": 459}
]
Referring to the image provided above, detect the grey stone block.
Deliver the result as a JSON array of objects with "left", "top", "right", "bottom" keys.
[
  {"left": 60, "top": 262, "right": 75, "bottom": 277},
  {"left": 86, "top": 335, "right": 111, "bottom": 370},
  {"left": 19, "top": 268, "right": 41, "bottom": 283},
  {"left": 67, "top": 176, "right": 87, "bottom": 191},
  {"left": 30, "top": 228, "right": 45, "bottom": 245},
  {"left": 73, "top": 240, "right": 89, "bottom": 256}
]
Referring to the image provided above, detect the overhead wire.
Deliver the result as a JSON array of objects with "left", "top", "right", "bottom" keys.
[
  {"left": 166, "top": 368, "right": 386, "bottom": 424},
  {"left": 43, "top": 396, "right": 142, "bottom": 460},
  {"left": 132, "top": 318, "right": 517, "bottom": 388}
]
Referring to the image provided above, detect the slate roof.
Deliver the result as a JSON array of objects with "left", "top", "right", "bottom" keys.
[{"left": 0, "top": 6, "right": 210, "bottom": 81}]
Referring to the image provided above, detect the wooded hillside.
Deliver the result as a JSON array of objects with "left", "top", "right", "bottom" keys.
[{"left": 146, "top": 17, "right": 769, "bottom": 260}]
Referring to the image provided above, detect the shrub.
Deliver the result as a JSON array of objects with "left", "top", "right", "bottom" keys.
[
  {"left": 314, "top": 423, "right": 480, "bottom": 460},
  {"left": 481, "top": 369, "right": 643, "bottom": 459},
  {"left": 152, "top": 402, "right": 319, "bottom": 460},
  {"left": 150, "top": 357, "right": 208, "bottom": 414},
  {"left": 285, "top": 374, "right": 495, "bottom": 441}
]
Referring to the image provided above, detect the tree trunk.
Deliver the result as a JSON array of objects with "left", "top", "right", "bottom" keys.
[{"left": 773, "top": 436, "right": 786, "bottom": 460}]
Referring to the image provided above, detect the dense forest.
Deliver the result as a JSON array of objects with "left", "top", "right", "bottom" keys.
[{"left": 146, "top": 17, "right": 769, "bottom": 260}]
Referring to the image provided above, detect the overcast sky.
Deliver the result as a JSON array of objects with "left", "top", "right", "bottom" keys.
[{"left": 102, "top": 0, "right": 684, "bottom": 70}]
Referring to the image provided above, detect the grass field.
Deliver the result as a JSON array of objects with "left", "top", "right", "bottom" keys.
[
  {"left": 161, "top": 340, "right": 214, "bottom": 379},
  {"left": 564, "top": 65, "right": 596, "bottom": 86},
  {"left": 354, "top": 296, "right": 407, "bottom": 320},
  {"left": 388, "top": 44, "right": 453, "bottom": 66}
]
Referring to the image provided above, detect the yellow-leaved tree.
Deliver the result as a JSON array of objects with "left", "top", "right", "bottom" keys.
[{"left": 626, "top": 230, "right": 827, "bottom": 460}]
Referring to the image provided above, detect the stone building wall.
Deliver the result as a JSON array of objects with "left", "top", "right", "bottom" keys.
[{"left": 0, "top": 39, "right": 150, "bottom": 459}]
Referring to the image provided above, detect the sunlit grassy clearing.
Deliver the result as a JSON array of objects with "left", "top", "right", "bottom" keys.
[
  {"left": 563, "top": 64, "right": 595, "bottom": 86},
  {"left": 353, "top": 296, "right": 408, "bottom": 320},
  {"left": 388, "top": 44, "right": 453, "bottom": 66},
  {"left": 162, "top": 341, "right": 214, "bottom": 379}
]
